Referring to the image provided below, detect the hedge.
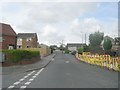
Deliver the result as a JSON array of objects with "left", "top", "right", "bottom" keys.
[{"left": 2, "top": 50, "right": 40, "bottom": 63}]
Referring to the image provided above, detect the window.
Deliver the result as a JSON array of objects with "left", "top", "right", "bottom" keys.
[
  {"left": 18, "top": 38, "right": 22, "bottom": 41},
  {"left": 8, "top": 44, "right": 14, "bottom": 50},
  {"left": 26, "top": 38, "right": 31, "bottom": 41},
  {"left": 9, "top": 46, "right": 14, "bottom": 50}
]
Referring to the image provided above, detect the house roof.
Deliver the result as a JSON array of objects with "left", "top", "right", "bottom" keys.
[
  {"left": 18, "top": 33, "right": 37, "bottom": 38},
  {"left": 115, "top": 37, "right": 120, "bottom": 41},
  {"left": 17, "top": 33, "right": 38, "bottom": 40},
  {"left": 0, "top": 23, "right": 17, "bottom": 36},
  {"left": 104, "top": 35, "right": 114, "bottom": 41},
  {"left": 115, "top": 37, "right": 120, "bottom": 43},
  {"left": 67, "top": 43, "right": 86, "bottom": 47}
]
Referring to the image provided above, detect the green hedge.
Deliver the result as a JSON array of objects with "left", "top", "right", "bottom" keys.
[
  {"left": 2, "top": 50, "right": 40, "bottom": 63},
  {"left": 64, "top": 49, "right": 69, "bottom": 54}
]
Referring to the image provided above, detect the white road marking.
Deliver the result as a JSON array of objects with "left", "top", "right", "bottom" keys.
[
  {"left": 39, "top": 68, "right": 44, "bottom": 72},
  {"left": 66, "top": 61, "right": 69, "bottom": 63},
  {"left": 35, "top": 74, "right": 39, "bottom": 76},
  {"left": 27, "top": 73, "right": 32, "bottom": 76},
  {"left": 29, "top": 78, "right": 34, "bottom": 81},
  {"left": 31, "top": 71, "right": 35, "bottom": 74},
  {"left": 20, "top": 86, "right": 27, "bottom": 89},
  {"left": 25, "top": 82, "right": 31, "bottom": 85},
  {"left": 19, "top": 78, "right": 24, "bottom": 82},
  {"left": 8, "top": 86, "right": 14, "bottom": 89},
  {"left": 37, "top": 68, "right": 44, "bottom": 74},
  {"left": 13, "top": 81, "right": 20, "bottom": 85},
  {"left": 52, "top": 58, "right": 54, "bottom": 61},
  {"left": 36, "top": 72, "right": 40, "bottom": 74},
  {"left": 8, "top": 69, "right": 43, "bottom": 89},
  {"left": 32, "top": 76, "right": 37, "bottom": 78},
  {"left": 24, "top": 76, "right": 28, "bottom": 79}
]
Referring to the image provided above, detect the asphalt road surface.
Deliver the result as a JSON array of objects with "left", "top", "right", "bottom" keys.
[{"left": 2, "top": 51, "right": 118, "bottom": 89}]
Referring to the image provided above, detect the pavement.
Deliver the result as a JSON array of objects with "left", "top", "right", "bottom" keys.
[
  {"left": 1, "top": 53, "right": 56, "bottom": 75},
  {"left": 1, "top": 51, "right": 119, "bottom": 89}
]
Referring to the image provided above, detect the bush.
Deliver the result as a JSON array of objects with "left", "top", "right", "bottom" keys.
[
  {"left": 3, "top": 50, "right": 40, "bottom": 63},
  {"left": 77, "top": 47, "right": 84, "bottom": 54},
  {"left": 89, "top": 46, "right": 104, "bottom": 55},
  {"left": 103, "top": 38, "right": 112, "bottom": 51},
  {"left": 64, "top": 49, "right": 69, "bottom": 54}
]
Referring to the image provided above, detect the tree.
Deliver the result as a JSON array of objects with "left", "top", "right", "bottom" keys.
[
  {"left": 89, "top": 31, "right": 104, "bottom": 46},
  {"left": 103, "top": 38, "right": 112, "bottom": 51},
  {"left": 89, "top": 31, "right": 104, "bottom": 54}
]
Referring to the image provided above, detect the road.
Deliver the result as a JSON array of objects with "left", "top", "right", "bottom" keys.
[{"left": 2, "top": 51, "right": 118, "bottom": 89}]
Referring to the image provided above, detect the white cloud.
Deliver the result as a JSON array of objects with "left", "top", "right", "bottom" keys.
[
  {"left": 65, "top": 17, "right": 118, "bottom": 45},
  {"left": 36, "top": 24, "right": 65, "bottom": 45},
  {"left": 15, "top": 2, "right": 97, "bottom": 26},
  {"left": 2, "top": 2, "right": 118, "bottom": 45},
  {"left": 41, "top": 25, "right": 57, "bottom": 37},
  {"left": 69, "top": 17, "right": 101, "bottom": 35}
]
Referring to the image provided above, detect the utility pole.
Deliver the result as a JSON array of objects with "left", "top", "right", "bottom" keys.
[
  {"left": 62, "top": 40, "right": 63, "bottom": 53},
  {"left": 81, "top": 32, "right": 83, "bottom": 53},
  {"left": 59, "top": 40, "right": 64, "bottom": 53}
]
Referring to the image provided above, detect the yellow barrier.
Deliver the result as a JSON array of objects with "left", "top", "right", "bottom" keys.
[
  {"left": 112, "top": 57, "right": 120, "bottom": 71},
  {"left": 75, "top": 52, "right": 120, "bottom": 72}
]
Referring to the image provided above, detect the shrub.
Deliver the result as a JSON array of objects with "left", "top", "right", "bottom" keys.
[
  {"left": 2, "top": 50, "right": 40, "bottom": 63},
  {"left": 103, "top": 38, "right": 112, "bottom": 53},
  {"left": 77, "top": 47, "right": 84, "bottom": 54},
  {"left": 64, "top": 49, "right": 69, "bottom": 54}
]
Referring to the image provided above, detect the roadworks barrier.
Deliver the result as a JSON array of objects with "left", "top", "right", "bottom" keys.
[{"left": 75, "top": 52, "right": 120, "bottom": 72}]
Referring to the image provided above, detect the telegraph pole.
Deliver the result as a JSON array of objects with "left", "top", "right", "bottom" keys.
[{"left": 59, "top": 40, "right": 64, "bottom": 53}]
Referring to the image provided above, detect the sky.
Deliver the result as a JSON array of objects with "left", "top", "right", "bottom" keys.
[{"left": 0, "top": 0, "right": 119, "bottom": 46}]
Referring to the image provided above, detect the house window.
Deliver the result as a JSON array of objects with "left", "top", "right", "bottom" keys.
[
  {"left": 8, "top": 44, "right": 14, "bottom": 50},
  {"left": 18, "top": 38, "right": 22, "bottom": 41},
  {"left": 26, "top": 38, "right": 31, "bottom": 41}
]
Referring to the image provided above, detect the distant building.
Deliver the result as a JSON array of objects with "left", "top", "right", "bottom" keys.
[
  {"left": 39, "top": 44, "right": 51, "bottom": 57},
  {"left": 101, "top": 35, "right": 115, "bottom": 50},
  {"left": 103, "top": 35, "right": 115, "bottom": 45},
  {"left": 67, "top": 43, "right": 86, "bottom": 52},
  {"left": 50, "top": 45, "right": 58, "bottom": 50},
  {"left": 0, "top": 23, "right": 17, "bottom": 50},
  {"left": 17, "top": 33, "right": 38, "bottom": 49},
  {"left": 101, "top": 36, "right": 120, "bottom": 53},
  {"left": 115, "top": 37, "right": 120, "bottom": 45}
]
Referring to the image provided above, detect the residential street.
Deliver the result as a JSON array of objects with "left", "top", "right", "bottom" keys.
[
  {"left": 1, "top": 1, "right": 120, "bottom": 90},
  {"left": 2, "top": 51, "right": 118, "bottom": 89}
]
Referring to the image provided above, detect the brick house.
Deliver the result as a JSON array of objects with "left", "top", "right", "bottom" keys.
[
  {"left": 17, "top": 33, "right": 38, "bottom": 49},
  {"left": 101, "top": 35, "right": 119, "bottom": 51},
  {"left": 114, "top": 37, "right": 120, "bottom": 55},
  {"left": 0, "top": 23, "right": 17, "bottom": 50}
]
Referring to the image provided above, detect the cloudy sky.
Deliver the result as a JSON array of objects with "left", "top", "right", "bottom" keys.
[{"left": 1, "top": 0, "right": 119, "bottom": 46}]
